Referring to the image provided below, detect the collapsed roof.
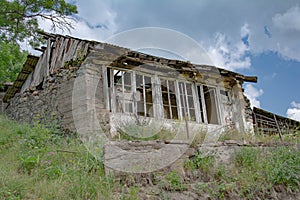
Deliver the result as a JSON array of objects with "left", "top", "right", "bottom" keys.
[{"left": 3, "top": 32, "right": 257, "bottom": 103}]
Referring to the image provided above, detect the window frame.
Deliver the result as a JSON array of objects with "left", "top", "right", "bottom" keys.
[{"left": 104, "top": 66, "right": 223, "bottom": 125}]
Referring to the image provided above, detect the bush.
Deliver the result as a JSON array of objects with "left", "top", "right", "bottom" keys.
[
  {"left": 264, "top": 147, "right": 300, "bottom": 191},
  {"left": 165, "top": 171, "right": 185, "bottom": 191},
  {"left": 234, "top": 147, "right": 259, "bottom": 169},
  {"left": 233, "top": 146, "right": 300, "bottom": 197},
  {"left": 185, "top": 150, "right": 215, "bottom": 173}
]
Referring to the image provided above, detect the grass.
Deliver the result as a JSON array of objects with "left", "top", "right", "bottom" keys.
[
  {"left": 1, "top": 114, "right": 299, "bottom": 199},
  {"left": 254, "top": 131, "right": 300, "bottom": 144},
  {"left": 184, "top": 150, "right": 215, "bottom": 173},
  {"left": 233, "top": 147, "right": 300, "bottom": 198},
  {"left": 186, "top": 147, "right": 300, "bottom": 199},
  {"left": 165, "top": 171, "right": 186, "bottom": 191},
  {"left": 0, "top": 115, "right": 117, "bottom": 199}
]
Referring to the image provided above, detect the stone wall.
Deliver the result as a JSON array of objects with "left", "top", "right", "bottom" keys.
[
  {"left": 5, "top": 65, "right": 80, "bottom": 132},
  {"left": 104, "top": 140, "right": 299, "bottom": 175}
]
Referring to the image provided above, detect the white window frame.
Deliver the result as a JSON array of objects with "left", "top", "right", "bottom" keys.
[{"left": 104, "top": 66, "right": 223, "bottom": 124}]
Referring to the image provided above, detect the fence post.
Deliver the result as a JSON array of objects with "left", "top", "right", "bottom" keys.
[{"left": 273, "top": 114, "right": 283, "bottom": 143}]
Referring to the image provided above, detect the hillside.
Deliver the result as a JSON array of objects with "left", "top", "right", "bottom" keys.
[{"left": 0, "top": 115, "right": 299, "bottom": 199}]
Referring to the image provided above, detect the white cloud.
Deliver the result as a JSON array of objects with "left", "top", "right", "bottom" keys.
[
  {"left": 240, "top": 23, "right": 251, "bottom": 40},
  {"left": 268, "top": 5, "right": 300, "bottom": 61},
  {"left": 207, "top": 24, "right": 251, "bottom": 71},
  {"left": 272, "top": 5, "right": 300, "bottom": 32},
  {"left": 105, "top": 0, "right": 300, "bottom": 61},
  {"left": 36, "top": 0, "right": 117, "bottom": 42},
  {"left": 286, "top": 101, "right": 300, "bottom": 121},
  {"left": 244, "top": 84, "right": 264, "bottom": 108},
  {"left": 30, "top": 1, "right": 300, "bottom": 64}
]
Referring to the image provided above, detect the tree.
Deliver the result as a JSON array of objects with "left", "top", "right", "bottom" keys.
[
  {"left": 0, "top": 41, "right": 27, "bottom": 88},
  {"left": 0, "top": 0, "right": 78, "bottom": 85},
  {"left": 0, "top": 0, "right": 78, "bottom": 46}
]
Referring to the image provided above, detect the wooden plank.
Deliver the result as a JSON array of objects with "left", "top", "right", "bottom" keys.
[
  {"left": 102, "top": 66, "right": 110, "bottom": 110},
  {"left": 132, "top": 71, "right": 137, "bottom": 115},
  {"left": 167, "top": 80, "right": 172, "bottom": 119},
  {"left": 180, "top": 83, "right": 190, "bottom": 139},
  {"left": 31, "top": 52, "right": 46, "bottom": 87},
  {"left": 274, "top": 114, "right": 284, "bottom": 142},
  {"left": 199, "top": 85, "right": 208, "bottom": 124},
  {"left": 54, "top": 37, "right": 67, "bottom": 70},
  {"left": 216, "top": 87, "right": 224, "bottom": 125},
  {"left": 192, "top": 83, "right": 201, "bottom": 123},
  {"left": 110, "top": 68, "right": 116, "bottom": 113},
  {"left": 51, "top": 37, "right": 64, "bottom": 71}
]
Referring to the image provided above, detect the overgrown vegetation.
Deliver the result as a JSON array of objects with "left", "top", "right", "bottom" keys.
[
  {"left": 1, "top": 115, "right": 299, "bottom": 199},
  {"left": 0, "top": 115, "right": 115, "bottom": 199},
  {"left": 185, "top": 148, "right": 300, "bottom": 199},
  {"left": 0, "top": 41, "right": 27, "bottom": 88},
  {"left": 218, "top": 128, "right": 300, "bottom": 144}
]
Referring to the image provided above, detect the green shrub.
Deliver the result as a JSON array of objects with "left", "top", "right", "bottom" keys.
[
  {"left": 165, "top": 171, "right": 185, "bottom": 191},
  {"left": 185, "top": 151, "right": 215, "bottom": 173},
  {"left": 19, "top": 155, "right": 40, "bottom": 174},
  {"left": 234, "top": 147, "right": 259, "bottom": 169},
  {"left": 264, "top": 147, "right": 300, "bottom": 191}
]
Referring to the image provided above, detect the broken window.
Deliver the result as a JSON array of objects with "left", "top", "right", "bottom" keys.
[
  {"left": 203, "top": 86, "right": 219, "bottom": 124},
  {"left": 160, "top": 79, "right": 178, "bottom": 119},
  {"left": 107, "top": 68, "right": 154, "bottom": 116},
  {"left": 178, "top": 82, "right": 196, "bottom": 121},
  {"left": 196, "top": 85, "right": 221, "bottom": 124},
  {"left": 106, "top": 67, "right": 221, "bottom": 125},
  {"left": 114, "top": 70, "right": 133, "bottom": 113},
  {"left": 136, "top": 74, "right": 153, "bottom": 117},
  {"left": 107, "top": 68, "right": 134, "bottom": 113}
]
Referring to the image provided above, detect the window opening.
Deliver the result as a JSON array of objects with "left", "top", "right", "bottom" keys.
[
  {"left": 178, "top": 82, "right": 196, "bottom": 121},
  {"left": 160, "top": 79, "right": 178, "bottom": 119},
  {"left": 111, "top": 69, "right": 134, "bottom": 113},
  {"left": 203, "top": 85, "right": 219, "bottom": 124},
  {"left": 136, "top": 74, "right": 153, "bottom": 117}
]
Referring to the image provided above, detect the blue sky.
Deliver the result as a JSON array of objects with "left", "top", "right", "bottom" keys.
[{"left": 36, "top": 0, "right": 300, "bottom": 120}]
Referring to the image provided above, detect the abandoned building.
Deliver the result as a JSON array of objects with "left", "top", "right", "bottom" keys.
[{"left": 2, "top": 33, "right": 299, "bottom": 141}]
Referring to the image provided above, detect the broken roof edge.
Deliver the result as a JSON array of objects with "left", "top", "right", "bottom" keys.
[
  {"left": 2, "top": 55, "right": 39, "bottom": 103},
  {"left": 3, "top": 32, "right": 258, "bottom": 103},
  {"left": 117, "top": 50, "right": 258, "bottom": 83},
  {"left": 38, "top": 31, "right": 130, "bottom": 51},
  {"left": 39, "top": 31, "right": 257, "bottom": 83}
]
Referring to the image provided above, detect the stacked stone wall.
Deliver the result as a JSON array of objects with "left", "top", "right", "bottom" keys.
[{"left": 5, "top": 65, "right": 79, "bottom": 132}]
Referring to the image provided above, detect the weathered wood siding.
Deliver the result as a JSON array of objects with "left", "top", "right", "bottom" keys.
[{"left": 23, "top": 36, "right": 90, "bottom": 92}]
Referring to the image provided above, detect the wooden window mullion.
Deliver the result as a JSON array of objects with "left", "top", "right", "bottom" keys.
[{"left": 200, "top": 85, "right": 208, "bottom": 124}]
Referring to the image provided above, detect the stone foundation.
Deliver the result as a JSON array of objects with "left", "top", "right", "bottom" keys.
[
  {"left": 5, "top": 66, "right": 79, "bottom": 132},
  {"left": 104, "top": 140, "right": 299, "bottom": 175}
]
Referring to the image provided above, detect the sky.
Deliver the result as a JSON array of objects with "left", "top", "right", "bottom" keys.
[{"left": 36, "top": 0, "right": 300, "bottom": 121}]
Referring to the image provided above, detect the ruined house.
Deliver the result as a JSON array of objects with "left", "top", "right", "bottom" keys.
[{"left": 3, "top": 33, "right": 260, "bottom": 140}]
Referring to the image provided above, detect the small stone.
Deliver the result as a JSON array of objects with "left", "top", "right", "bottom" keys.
[
  {"left": 53, "top": 69, "right": 59, "bottom": 74},
  {"left": 19, "top": 97, "right": 27, "bottom": 103},
  {"left": 29, "top": 86, "right": 36, "bottom": 92},
  {"left": 49, "top": 77, "right": 55, "bottom": 83},
  {"left": 33, "top": 91, "right": 39, "bottom": 96},
  {"left": 224, "top": 140, "right": 238, "bottom": 146}
]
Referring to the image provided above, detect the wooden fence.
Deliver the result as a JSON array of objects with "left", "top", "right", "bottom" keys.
[{"left": 252, "top": 107, "right": 300, "bottom": 137}]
